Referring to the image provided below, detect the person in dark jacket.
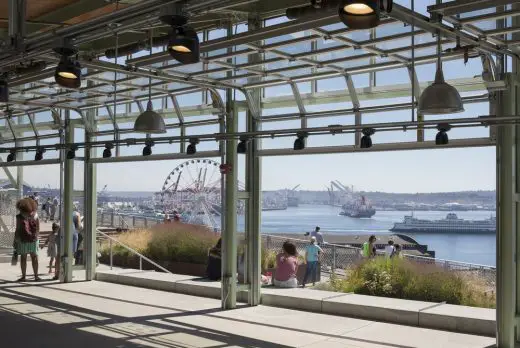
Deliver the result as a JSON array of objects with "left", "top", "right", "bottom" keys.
[{"left": 206, "top": 239, "right": 222, "bottom": 280}]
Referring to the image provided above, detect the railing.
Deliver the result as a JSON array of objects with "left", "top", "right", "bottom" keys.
[
  {"left": 97, "top": 211, "right": 161, "bottom": 230},
  {"left": 262, "top": 234, "right": 362, "bottom": 274},
  {"left": 262, "top": 234, "right": 496, "bottom": 288},
  {"left": 97, "top": 229, "right": 172, "bottom": 274}
]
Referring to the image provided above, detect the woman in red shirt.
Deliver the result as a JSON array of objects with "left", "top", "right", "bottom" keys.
[{"left": 274, "top": 241, "right": 299, "bottom": 288}]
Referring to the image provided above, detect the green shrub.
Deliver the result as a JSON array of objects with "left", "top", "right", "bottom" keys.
[{"left": 327, "top": 258, "right": 495, "bottom": 308}]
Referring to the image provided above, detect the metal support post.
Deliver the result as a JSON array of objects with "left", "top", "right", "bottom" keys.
[
  {"left": 8, "top": 0, "right": 26, "bottom": 50},
  {"left": 246, "top": 15, "right": 263, "bottom": 307},
  {"left": 84, "top": 110, "right": 97, "bottom": 281},
  {"left": 221, "top": 21, "right": 237, "bottom": 310},
  {"left": 496, "top": 73, "right": 517, "bottom": 347},
  {"left": 222, "top": 102, "right": 238, "bottom": 310},
  {"left": 62, "top": 111, "right": 74, "bottom": 283}
]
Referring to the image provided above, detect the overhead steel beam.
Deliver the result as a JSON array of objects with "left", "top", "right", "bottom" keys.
[
  {"left": 390, "top": 3, "right": 513, "bottom": 58},
  {"left": 127, "top": 10, "right": 340, "bottom": 67},
  {"left": 428, "top": 0, "right": 520, "bottom": 17},
  {"left": 258, "top": 138, "right": 494, "bottom": 157}
]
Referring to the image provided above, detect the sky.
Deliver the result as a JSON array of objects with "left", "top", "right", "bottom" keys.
[{"left": 0, "top": 5, "right": 501, "bottom": 194}]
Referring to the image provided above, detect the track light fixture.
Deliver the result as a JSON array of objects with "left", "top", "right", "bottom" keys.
[
  {"left": 360, "top": 128, "right": 375, "bottom": 149},
  {"left": 103, "top": 143, "right": 114, "bottom": 158},
  {"left": 66, "top": 147, "right": 77, "bottom": 160},
  {"left": 0, "top": 77, "right": 8, "bottom": 103},
  {"left": 35, "top": 147, "right": 45, "bottom": 161},
  {"left": 187, "top": 138, "right": 200, "bottom": 155},
  {"left": 6, "top": 149, "right": 15, "bottom": 162},
  {"left": 293, "top": 132, "right": 308, "bottom": 151},
  {"left": 53, "top": 43, "right": 81, "bottom": 89},
  {"left": 237, "top": 138, "right": 248, "bottom": 154},
  {"left": 168, "top": 26, "right": 200, "bottom": 64},
  {"left": 159, "top": 2, "right": 199, "bottom": 64},
  {"left": 435, "top": 124, "right": 451, "bottom": 145},
  {"left": 338, "top": 0, "right": 392, "bottom": 29},
  {"left": 143, "top": 141, "right": 154, "bottom": 156}
]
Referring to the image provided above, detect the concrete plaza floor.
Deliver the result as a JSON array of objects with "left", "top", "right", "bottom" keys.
[{"left": 0, "top": 256, "right": 497, "bottom": 348}]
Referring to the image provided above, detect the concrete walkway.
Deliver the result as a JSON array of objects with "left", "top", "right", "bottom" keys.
[{"left": 0, "top": 260, "right": 496, "bottom": 348}]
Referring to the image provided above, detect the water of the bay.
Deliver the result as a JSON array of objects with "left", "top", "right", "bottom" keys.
[{"left": 245, "top": 205, "right": 496, "bottom": 267}]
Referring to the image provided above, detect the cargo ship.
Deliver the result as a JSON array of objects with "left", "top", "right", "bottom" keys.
[
  {"left": 390, "top": 213, "right": 496, "bottom": 234},
  {"left": 340, "top": 195, "right": 376, "bottom": 218}
]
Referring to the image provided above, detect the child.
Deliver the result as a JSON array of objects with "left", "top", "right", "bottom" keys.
[
  {"left": 302, "top": 236, "right": 323, "bottom": 288},
  {"left": 42, "top": 223, "right": 59, "bottom": 274}
]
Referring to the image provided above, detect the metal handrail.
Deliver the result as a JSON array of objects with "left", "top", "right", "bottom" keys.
[
  {"left": 403, "top": 253, "right": 495, "bottom": 269},
  {"left": 97, "top": 229, "right": 172, "bottom": 274}
]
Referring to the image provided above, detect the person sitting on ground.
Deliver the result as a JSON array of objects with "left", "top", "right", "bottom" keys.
[
  {"left": 363, "top": 235, "right": 377, "bottom": 258},
  {"left": 206, "top": 238, "right": 222, "bottom": 281},
  {"left": 13, "top": 198, "right": 40, "bottom": 282},
  {"left": 274, "top": 241, "right": 299, "bottom": 288},
  {"left": 385, "top": 240, "right": 395, "bottom": 258},
  {"left": 302, "top": 236, "right": 323, "bottom": 288}
]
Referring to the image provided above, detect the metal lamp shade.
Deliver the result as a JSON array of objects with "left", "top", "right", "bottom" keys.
[
  {"left": 134, "top": 101, "right": 166, "bottom": 134},
  {"left": 418, "top": 68, "right": 464, "bottom": 115},
  {"left": 338, "top": 0, "right": 380, "bottom": 29}
]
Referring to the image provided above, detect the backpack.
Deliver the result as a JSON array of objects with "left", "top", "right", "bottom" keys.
[
  {"left": 362, "top": 242, "right": 370, "bottom": 257},
  {"left": 42, "top": 203, "right": 47, "bottom": 210},
  {"left": 17, "top": 214, "right": 38, "bottom": 243}
]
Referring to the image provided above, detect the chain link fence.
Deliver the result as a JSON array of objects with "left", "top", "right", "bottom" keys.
[
  {"left": 261, "top": 234, "right": 496, "bottom": 290},
  {"left": 0, "top": 190, "right": 18, "bottom": 248},
  {"left": 262, "top": 234, "right": 363, "bottom": 274}
]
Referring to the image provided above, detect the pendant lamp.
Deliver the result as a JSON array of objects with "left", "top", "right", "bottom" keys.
[
  {"left": 134, "top": 31, "right": 166, "bottom": 134},
  {"left": 418, "top": 31, "right": 464, "bottom": 114}
]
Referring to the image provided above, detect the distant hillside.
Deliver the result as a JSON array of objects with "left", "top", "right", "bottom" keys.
[{"left": 360, "top": 190, "right": 495, "bottom": 205}]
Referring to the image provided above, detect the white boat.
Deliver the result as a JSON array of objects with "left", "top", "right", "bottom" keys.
[{"left": 390, "top": 213, "right": 496, "bottom": 234}]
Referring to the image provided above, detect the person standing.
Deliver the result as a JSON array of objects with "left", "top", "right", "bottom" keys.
[
  {"left": 363, "top": 235, "right": 377, "bottom": 258},
  {"left": 385, "top": 240, "right": 395, "bottom": 258},
  {"left": 43, "top": 198, "right": 52, "bottom": 223},
  {"left": 50, "top": 196, "right": 59, "bottom": 221},
  {"left": 72, "top": 205, "right": 83, "bottom": 264},
  {"left": 302, "top": 236, "right": 323, "bottom": 288},
  {"left": 13, "top": 198, "right": 40, "bottom": 282},
  {"left": 42, "top": 223, "right": 58, "bottom": 273},
  {"left": 305, "top": 226, "right": 325, "bottom": 246}
]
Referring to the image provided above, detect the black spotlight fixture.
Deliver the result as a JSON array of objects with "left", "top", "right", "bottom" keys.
[
  {"left": 0, "top": 77, "right": 8, "bottom": 103},
  {"left": 167, "top": 26, "right": 200, "bottom": 64},
  {"left": 237, "top": 137, "right": 248, "bottom": 154},
  {"left": 360, "top": 128, "right": 375, "bottom": 149},
  {"left": 143, "top": 141, "right": 154, "bottom": 157},
  {"left": 187, "top": 138, "right": 200, "bottom": 155},
  {"left": 293, "top": 132, "right": 308, "bottom": 151},
  {"left": 6, "top": 149, "right": 16, "bottom": 162},
  {"left": 159, "top": 3, "right": 199, "bottom": 64},
  {"left": 338, "top": 0, "right": 392, "bottom": 29},
  {"left": 34, "top": 147, "right": 45, "bottom": 161},
  {"left": 435, "top": 123, "right": 451, "bottom": 145},
  {"left": 66, "top": 146, "right": 77, "bottom": 160},
  {"left": 53, "top": 43, "right": 81, "bottom": 89},
  {"left": 103, "top": 143, "right": 114, "bottom": 158}
]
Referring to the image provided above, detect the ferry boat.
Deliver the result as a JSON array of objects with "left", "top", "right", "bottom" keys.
[
  {"left": 340, "top": 195, "right": 376, "bottom": 218},
  {"left": 390, "top": 213, "right": 496, "bottom": 234}
]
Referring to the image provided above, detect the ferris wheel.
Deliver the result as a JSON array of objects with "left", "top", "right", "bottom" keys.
[{"left": 159, "top": 159, "right": 224, "bottom": 231}]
